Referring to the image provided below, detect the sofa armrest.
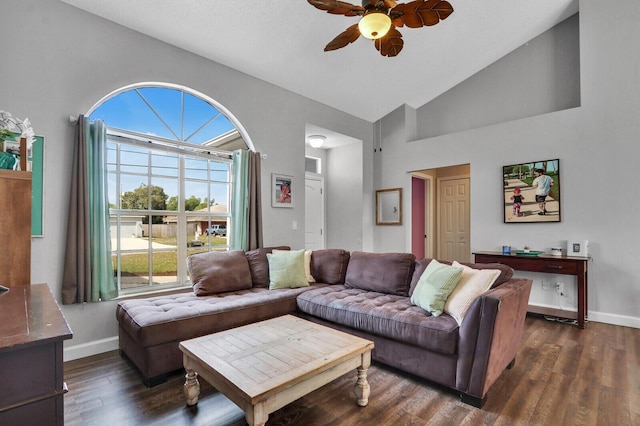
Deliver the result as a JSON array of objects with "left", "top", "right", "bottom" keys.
[{"left": 456, "top": 278, "right": 533, "bottom": 403}]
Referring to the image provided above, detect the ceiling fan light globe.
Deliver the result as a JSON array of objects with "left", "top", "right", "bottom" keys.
[{"left": 358, "top": 11, "right": 392, "bottom": 40}]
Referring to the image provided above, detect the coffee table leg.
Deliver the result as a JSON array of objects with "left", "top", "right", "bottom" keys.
[
  {"left": 184, "top": 369, "right": 200, "bottom": 406},
  {"left": 246, "top": 402, "right": 268, "bottom": 426},
  {"left": 354, "top": 351, "right": 371, "bottom": 407}
]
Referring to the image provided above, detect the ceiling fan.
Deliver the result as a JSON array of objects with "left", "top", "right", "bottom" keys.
[{"left": 307, "top": 0, "right": 454, "bottom": 57}]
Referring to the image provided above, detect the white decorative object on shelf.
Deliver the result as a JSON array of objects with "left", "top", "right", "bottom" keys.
[{"left": 0, "top": 110, "right": 35, "bottom": 152}]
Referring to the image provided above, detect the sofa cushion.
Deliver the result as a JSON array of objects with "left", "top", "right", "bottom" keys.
[
  {"left": 187, "top": 250, "right": 252, "bottom": 296},
  {"left": 411, "top": 259, "right": 463, "bottom": 316},
  {"left": 445, "top": 261, "right": 501, "bottom": 325},
  {"left": 345, "top": 252, "right": 415, "bottom": 296},
  {"left": 267, "top": 249, "right": 309, "bottom": 289},
  {"left": 297, "top": 285, "right": 459, "bottom": 355},
  {"left": 245, "top": 246, "right": 290, "bottom": 288},
  {"left": 461, "top": 261, "right": 513, "bottom": 288},
  {"left": 310, "top": 249, "right": 350, "bottom": 284},
  {"left": 409, "top": 258, "right": 433, "bottom": 296}
]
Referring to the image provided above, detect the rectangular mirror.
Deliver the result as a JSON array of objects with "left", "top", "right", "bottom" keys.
[{"left": 376, "top": 188, "right": 402, "bottom": 225}]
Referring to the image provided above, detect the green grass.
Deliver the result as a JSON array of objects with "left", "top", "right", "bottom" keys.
[{"left": 115, "top": 235, "right": 227, "bottom": 276}]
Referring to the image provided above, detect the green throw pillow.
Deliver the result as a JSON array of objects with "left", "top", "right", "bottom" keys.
[
  {"left": 267, "top": 249, "right": 309, "bottom": 290},
  {"left": 410, "top": 259, "right": 463, "bottom": 316}
]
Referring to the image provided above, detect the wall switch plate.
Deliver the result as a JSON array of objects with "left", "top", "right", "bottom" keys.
[
  {"left": 292, "top": 220, "right": 298, "bottom": 231},
  {"left": 542, "top": 280, "right": 552, "bottom": 290}
]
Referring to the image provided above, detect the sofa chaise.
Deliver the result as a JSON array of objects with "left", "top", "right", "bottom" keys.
[{"left": 116, "top": 248, "right": 532, "bottom": 407}]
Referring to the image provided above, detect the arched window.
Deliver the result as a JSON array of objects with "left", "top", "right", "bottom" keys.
[{"left": 89, "top": 83, "right": 249, "bottom": 294}]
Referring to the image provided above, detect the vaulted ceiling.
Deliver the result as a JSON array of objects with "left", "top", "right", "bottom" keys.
[{"left": 59, "top": 0, "right": 578, "bottom": 123}]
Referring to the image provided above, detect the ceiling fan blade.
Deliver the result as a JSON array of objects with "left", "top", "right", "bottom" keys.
[
  {"left": 324, "top": 24, "right": 361, "bottom": 52},
  {"left": 391, "top": 0, "right": 454, "bottom": 28},
  {"left": 374, "top": 27, "right": 404, "bottom": 57},
  {"left": 307, "top": 0, "right": 365, "bottom": 17}
]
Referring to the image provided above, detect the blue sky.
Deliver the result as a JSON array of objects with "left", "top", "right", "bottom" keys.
[
  {"left": 91, "top": 87, "right": 235, "bottom": 143},
  {"left": 92, "top": 87, "right": 234, "bottom": 209}
]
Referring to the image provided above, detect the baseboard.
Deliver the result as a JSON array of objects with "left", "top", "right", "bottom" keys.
[
  {"left": 529, "top": 302, "right": 640, "bottom": 329},
  {"left": 588, "top": 311, "right": 640, "bottom": 329},
  {"left": 64, "top": 336, "right": 119, "bottom": 361}
]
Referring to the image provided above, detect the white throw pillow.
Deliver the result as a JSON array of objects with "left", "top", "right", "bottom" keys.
[
  {"left": 304, "top": 250, "right": 316, "bottom": 283},
  {"left": 444, "top": 261, "right": 501, "bottom": 325}
]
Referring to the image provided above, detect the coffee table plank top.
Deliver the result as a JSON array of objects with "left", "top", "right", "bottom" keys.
[{"left": 179, "top": 315, "right": 373, "bottom": 404}]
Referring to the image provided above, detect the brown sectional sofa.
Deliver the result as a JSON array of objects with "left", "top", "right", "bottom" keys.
[{"left": 116, "top": 248, "right": 532, "bottom": 407}]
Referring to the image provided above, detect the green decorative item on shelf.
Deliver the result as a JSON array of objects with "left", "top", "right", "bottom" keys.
[
  {"left": 0, "top": 151, "right": 16, "bottom": 170},
  {"left": 0, "top": 128, "right": 14, "bottom": 143},
  {"left": 512, "top": 250, "right": 545, "bottom": 256}
]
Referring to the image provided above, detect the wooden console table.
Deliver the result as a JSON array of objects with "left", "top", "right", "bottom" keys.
[
  {"left": 0, "top": 284, "right": 73, "bottom": 425},
  {"left": 473, "top": 251, "right": 590, "bottom": 328}
]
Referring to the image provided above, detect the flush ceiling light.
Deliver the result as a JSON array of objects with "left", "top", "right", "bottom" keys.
[{"left": 308, "top": 135, "right": 326, "bottom": 148}]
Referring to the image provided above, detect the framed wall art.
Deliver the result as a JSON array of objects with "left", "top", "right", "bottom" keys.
[
  {"left": 376, "top": 188, "right": 402, "bottom": 225},
  {"left": 272, "top": 173, "right": 294, "bottom": 208},
  {"left": 503, "top": 158, "right": 560, "bottom": 223}
]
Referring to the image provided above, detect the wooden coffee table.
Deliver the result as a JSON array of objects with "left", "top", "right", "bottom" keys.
[{"left": 179, "top": 315, "right": 374, "bottom": 426}]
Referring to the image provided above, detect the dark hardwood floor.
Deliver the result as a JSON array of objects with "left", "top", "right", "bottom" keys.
[{"left": 64, "top": 316, "right": 640, "bottom": 425}]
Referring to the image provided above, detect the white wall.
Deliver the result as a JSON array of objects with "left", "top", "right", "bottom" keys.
[
  {"left": 1, "top": 0, "right": 372, "bottom": 358},
  {"left": 326, "top": 142, "right": 364, "bottom": 251},
  {"left": 417, "top": 13, "right": 581, "bottom": 138},
  {"left": 371, "top": 0, "right": 640, "bottom": 328}
]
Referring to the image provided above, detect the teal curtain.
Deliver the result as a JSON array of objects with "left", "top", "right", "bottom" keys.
[
  {"left": 87, "top": 119, "right": 116, "bottom": 301},
  {"left": 231, "top": 149, "right": 263, "bottom": 251},
  {"left": 231, "top": 150, "right": 249, "bottom": 250},
  {"left": 62, "top": 116, "right": 117, "bottom": 303}
]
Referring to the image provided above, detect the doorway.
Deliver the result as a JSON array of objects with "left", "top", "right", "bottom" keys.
[
  {"left": 438, "top": 176, "right": 470, "bottom": 261},
  {"left": 305, "top": 174, "right": 325, "bottom": 250},
  {"left": 411, "top": 164, "right": 470, "bottom": 262}
]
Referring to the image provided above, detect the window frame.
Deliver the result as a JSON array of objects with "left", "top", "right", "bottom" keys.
[
  {"left": 108, "top": 130, "right": 234, "bottom": 295},
  {"left": 88, "top": 82, "right": 252, "bottom": 296}
]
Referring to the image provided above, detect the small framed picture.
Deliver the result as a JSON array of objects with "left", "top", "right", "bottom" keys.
[
  {"left": 2, "top": 139, "right": 20, "bottom": 156},
  {"left": 272, "top": 173, "right": 294, "bottom": 208}
]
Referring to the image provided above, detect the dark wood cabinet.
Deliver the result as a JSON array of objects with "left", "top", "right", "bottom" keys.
[
  {"left": 0, "top": 169, "right": 31, "bottom": 287},
  {"left": 0, "top": 284, "right": 73, "bottom": 425},
  {"left": 473, "top": 251, "right": 589, "bottom": 328}
]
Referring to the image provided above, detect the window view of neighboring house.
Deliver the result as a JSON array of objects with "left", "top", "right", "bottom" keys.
[{"left": 90, "top": 84, "right": 248, "bottom": 294}]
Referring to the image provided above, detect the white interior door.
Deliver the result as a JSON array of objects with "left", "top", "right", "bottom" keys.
[
  {"left": 305, "top": 175, "right": 325, "bottom": 250},
  {"left": 438, "top": 177, "right": 470, "bottom": 262}
]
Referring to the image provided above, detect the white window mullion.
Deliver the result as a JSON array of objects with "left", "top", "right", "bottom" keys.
[
  {"left": 115, "top": 143, "right": 122, "bottom": 291},
  {"left": 147, "top": 150, "right": 153, "bottom": 288},
  {"left": 177, "top": 155, "right": 187, "bottom": 285}
]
